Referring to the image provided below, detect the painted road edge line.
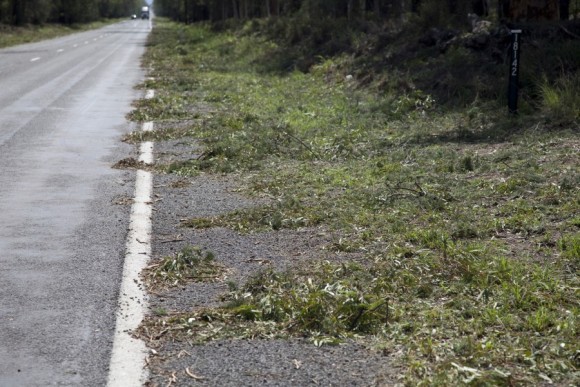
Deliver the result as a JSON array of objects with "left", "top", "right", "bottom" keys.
[{"left": 107, "top": 90, "right": 155, "bottom": 387}]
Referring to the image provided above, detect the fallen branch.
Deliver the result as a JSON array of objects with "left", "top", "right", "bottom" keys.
[
  {"left": 560, "top": 24, "right": 580, "bottom": 40},
  {"left": 160, "top": 238, "right": 184, "bottom": 243},
  {"left": 278, "top": 127, "right": 321, "bottom": 159}
]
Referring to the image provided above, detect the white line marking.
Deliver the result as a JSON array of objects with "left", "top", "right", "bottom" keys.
[
  {"left": 30, "top": 57, "right": 40, "bottom": 62},
  {"left": 84, "top": 41, "right": 89, "bottom": 44},
  {"left": 106, "top": 169, "right": 152, "bottom": 387},
  {"left": 107, "top": 90, "right": 155, "bottom": 387},
  {"left": 139, "top": 141, "right": 154, "bottom": 165},
  {"left": 57, "top": 49, "right": 64, "bottom": 53},
  {"left": 73, "top": 44, "right": 78, "bottom": 48}
]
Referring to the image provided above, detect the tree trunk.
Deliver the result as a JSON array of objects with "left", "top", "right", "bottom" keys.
[
  {"left": 559, "top": 0, "right": 570, "bottom": 19},
  {"left": 472, "top": 0, "right": 490, "bottom": 16},
  {"left": 232, "top": 0, "right": 239, "bottom": 19},
  {"left": 448, "top": 0, "right": 456, "bottom": 14},
  {"left": 498, "top": 0, "right": 510, "bottom": 19},
  {"left": 411, "top": 0, "right": 421, "bottom": 13},
  {"left": 374, "top": 0, "right": 381, "bottom": 17},
  {"left": 348, "top": 0, "right": 354, "bottom": 20},
  {"left": 12, "top": 0, "right": 26, "bottom": 25}
]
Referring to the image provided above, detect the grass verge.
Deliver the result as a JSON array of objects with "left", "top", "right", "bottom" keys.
[{"left": 136, "top": 20, "right": 579, "bottom": 386}]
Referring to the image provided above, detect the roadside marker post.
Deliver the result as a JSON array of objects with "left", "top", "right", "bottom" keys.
[{"left": 508, "top": 29, "right": 522, "bottom": 115}]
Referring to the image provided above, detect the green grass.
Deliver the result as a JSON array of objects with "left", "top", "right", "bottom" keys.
[
  {"left": 538, "top": 72, "right": 580, "bottom": 124},
  {"left": 136, "top": 20, "right": 580, "bottom": 385}
]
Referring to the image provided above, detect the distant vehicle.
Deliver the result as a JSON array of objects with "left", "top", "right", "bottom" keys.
[
  {"left": 131, "top": 14, "right": 137, "bottom": 19},
  {"left": 141, "top": 6, "right": 149, "bottom": 20}
]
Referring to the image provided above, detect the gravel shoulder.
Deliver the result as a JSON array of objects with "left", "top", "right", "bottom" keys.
[{"left": 142, "top": 138, "right": 402, "bottom": 386}]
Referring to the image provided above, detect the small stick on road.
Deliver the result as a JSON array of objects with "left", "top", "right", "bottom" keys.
[{"left": 185, "top": 367, "right": 206, "bottom": 380}]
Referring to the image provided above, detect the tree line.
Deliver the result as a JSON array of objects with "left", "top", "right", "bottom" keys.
[
  {"left": 0, "top": 0, "right": 142, "bottom": 25},
  {"left": 154, "top": 0, "right": 578, "bottom": 24}
]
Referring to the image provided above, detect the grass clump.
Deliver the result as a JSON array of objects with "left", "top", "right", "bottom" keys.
[
  {"left": 147, "top": 246, "right": 225, "bottom": 289},
  {"left": 136, "top": 20, "right": 580, "bottom": 385},
  {"left": 537, "top": 72, "right": 580, "bottom": 125},
  {"left": 229, "top": 262, "right": 388, "bottom": 335}
]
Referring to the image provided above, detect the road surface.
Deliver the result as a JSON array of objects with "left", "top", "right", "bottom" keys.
[{"left": 0, "top": 20, "right": 150, "bottom": 386}]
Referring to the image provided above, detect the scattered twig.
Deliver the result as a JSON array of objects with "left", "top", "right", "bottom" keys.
[
  {"left": 349, "top": 300, "right": 387, "bottom": 330},
  {"left": 383, "top": 182, "right": 428, "bottom": 202},
  {"left": 293, "top": 359, "right": 302, "bottom": 369},
  {"left": 185, "top": 367, "right": 207, "bottom": 380},
  {"left": 349, "top": 307, "right": 366, "bottom": 331},
  {"left": 196, "top": 150, "right": 212, "bottom": 160},
  {"left": 154, "top": 328, "right": 169, "bottom": 341},
  {"left": 414, "top": 181, "right": 426, "bottom": 196},
  {"left": 559, "top": 24, "right": 580, "bottom": 40},
  {"left": 245, "top": 258, "right": 272, "bottom": 264},
  {"left": 165, "top": 371, "right": 177, "bottom": 387},
  {"left": 160, "top": 238, "right": 184, "bottom": 243},
  {"left": 185, "top": 275, "right": 221, "bottom": 280},
  {"left": 278, "top": 127, "right": 321, "bottom": 159}
]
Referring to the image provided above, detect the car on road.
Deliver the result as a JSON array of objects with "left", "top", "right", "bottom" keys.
[{"left": 131, "top": 14, "right": 137, "bottom": 19}]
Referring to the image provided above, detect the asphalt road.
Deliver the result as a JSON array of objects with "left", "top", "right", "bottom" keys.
[{"left": 0, "top": 20, "right": 150, "bottom": 386}]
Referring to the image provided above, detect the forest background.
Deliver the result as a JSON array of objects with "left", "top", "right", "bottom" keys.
[{"left": 0, "top": 0, "right": 143, "bottom": 25}]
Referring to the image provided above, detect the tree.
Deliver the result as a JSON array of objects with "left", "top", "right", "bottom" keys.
[
  {"left": 11, "top": 0, "right": 26, "bottom": 25},
  {"left": 559, "top": 0, "right": 570, "bottom": 19},
  {"left": 0, "top": 0, "right": 140, "bottom": 26}
]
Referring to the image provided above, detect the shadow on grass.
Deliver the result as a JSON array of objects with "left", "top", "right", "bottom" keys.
[{"left": 249, "top": 16, "right": 580, "bottom": 115}]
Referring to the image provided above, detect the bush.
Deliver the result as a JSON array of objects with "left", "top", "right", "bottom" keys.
[{"left": 537, "top": 72, "right": 580, "bottom": 124}]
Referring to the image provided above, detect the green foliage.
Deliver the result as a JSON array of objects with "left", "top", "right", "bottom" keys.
[
  {"left": 147, "top": 246, "right": 224, "bottom": 289},
  {"left": 537, "top": 72, "right": 580, "bottom": 124},
  {"left": 230, "top": 263, "right": 389, "bottom": 335},
  {"left": 558, "top": 234, "right": 580, "bottom": 272}
]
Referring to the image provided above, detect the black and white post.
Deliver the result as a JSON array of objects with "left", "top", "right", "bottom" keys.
[{"left": 508, "top": 29, "right": 522, "bottom": 114}]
